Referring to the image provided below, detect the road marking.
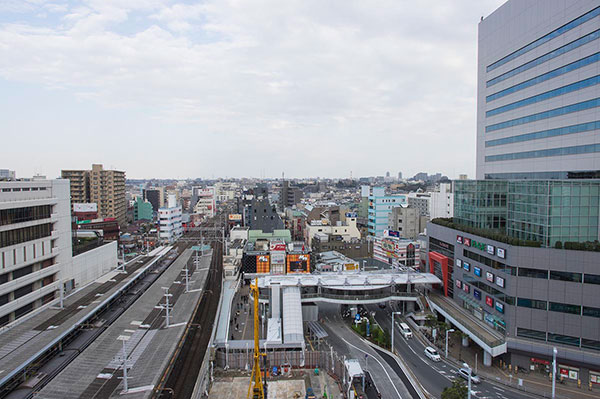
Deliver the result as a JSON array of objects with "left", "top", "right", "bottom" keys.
[
  {"left": 340, "top": 337, "right": 403, "bottom": 399},
  {"left": 493, "top": 386, "right": 505, "bottom": 392}
]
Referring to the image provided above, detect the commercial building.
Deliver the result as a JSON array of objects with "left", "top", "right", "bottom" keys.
[
  {"left": 158, "top": 194, "right": 182, "bottom": 243},
  {"left": 425, "top": 0, "right": 600, "bottom": 383},
  {"left": 305, "top": 215, "right": 360, "bottom": 246},
  {"left": 477, "top": 1, "right": 600, "bottom": 180},
  {"left": 72, "top": 203, "right": 98, "bottom": 222},
  {"left": 365, "top": 186, "right": 407, "bottom": 237},
  {"left": 61, "top": 164, "right": 126, "bottom": 226},
  {"left": 192, "top": 186, "right": 216, "bottom": 218},
  {"left": 373, "top": 232, "right": 420, "bottom": 269},
  {"left": 387, "top": 205, "right": 427, "bottom": 240},
  {"left": 133, "top": 197, "right": 153, "bottom": 221},
  {"left": 311, "top": 235, "right": 372, "bottom": 260},
  {"left": 0, "top": 179, "right": 117, "bottom": 327}
]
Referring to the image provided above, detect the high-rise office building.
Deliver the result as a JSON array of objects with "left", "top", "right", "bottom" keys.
[
  {"left": 477, "top": 1, "right": 600, "bottom": 180},
  {"left": 61, "top": 164, "right": 126, "bottom": 226},
  {"left": 426, "top": 0, "right": 600, "bottom": 381}
]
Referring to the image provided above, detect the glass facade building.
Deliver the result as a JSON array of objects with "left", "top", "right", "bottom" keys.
[{"left": 454, "top": 180, "right": 600, "bottom": 247}]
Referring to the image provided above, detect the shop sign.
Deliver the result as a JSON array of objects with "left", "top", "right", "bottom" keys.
[
  {"left": 559, "top": 365, "right": 579, "bottom": 380},
  {"left": 496, "top": 275, "right": 505, "bottom": 288},
  {"left": 464, "top": 237, "right": 471, "bottom": 246},
  {"left": 486, "top": 244, "right": 495, "bottom": 255},
  {"left": 497, "top": 247, "right": 506, "bottom": 258},
  {"left": 463, "top": 284, "right": 470, "bottom": 293},
  {"left": 457, "top": 235, "right": 463, "bottom": 244},
  {"left": 474, "top": 266, "right": 482, "bottom": 277},
  {"left": 463, "top": 262, "right": 470, "bottom": 272},
  {"left": 495, "top": 301, "right": 504, "bottom": 313},
  {"left": 456, "top": 280, "right": 462, "bottom": 289},
  {"left": 386, "top": 230, "right": 400, "bottom": 238},
  {"left": 474, "top": 289, "right": 481, "bottom": 300},
  {"left": 486, "top": 296, "right": 494, "bottom": 307},
  {"left": 486, "top": 271, "right": 494, "bottom": 282},
  {"left": 228, "top": 214, "right": 242, "bottom": 221},
  {"left": 590, "top": 371, "right": 600, "bottom": 384},
  {"left": 530, "top": 358, "right": 550, "bottom": 366},
  {"left": 456, "top": 259, "right": 462, "bottom": 267}
]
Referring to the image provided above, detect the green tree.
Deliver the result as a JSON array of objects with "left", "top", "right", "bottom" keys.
[{"left": 441, "top": 379, "right": 468, "bottom": 399}]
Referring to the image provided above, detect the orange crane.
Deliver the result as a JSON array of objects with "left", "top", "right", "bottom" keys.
[{"left": 247, "top": 278, "right": 265, "bottom": 399}]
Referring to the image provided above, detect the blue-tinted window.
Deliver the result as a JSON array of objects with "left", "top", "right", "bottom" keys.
[
  {"left": 486, "top": 143, "right": 600, "bottom": 162},
  {"left": 487, "top": 53, "right": 600, "bottom": 102},
  {"left": 516, "top": 327, "right": 546, "bottom": 341},
  {"left": 487, "top": 29, "right": 600, "bottom": 87},
  {"left": 486, "top": 76, "right": 600, "bottom": 117},
  {"left": 548, "top": 332, "right": 580, "bottom": 347},
  {"left": 486, "top": 121, "right": 600, "bottom": 147},
  {"left": 487, "top": 7, "right": 600, "bottom": 72},
  {"left": 485, "top": 98, "right": 600, "bottom": 133},
  {"left": 517, "top": 297, "right": 547, "bottom": 310}
]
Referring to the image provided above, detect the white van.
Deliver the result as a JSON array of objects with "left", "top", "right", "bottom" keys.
[{"left": 399, "top": 322, "right": 412, "bottom": 339}]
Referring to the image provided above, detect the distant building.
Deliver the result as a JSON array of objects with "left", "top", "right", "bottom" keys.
[
  {"left": 387, "top": 206, "right": 427, "bottom": 240},
  {"left": 305, "top": 215, "right": 360, "bottom": 246},
  {"left": 0, "top": 169, "right": 16, "bottom": 181},
  {"left": 158, "top": 194, "right": 182, "bottom": 243},
  {"left": 365, "top": 186, "right": 407, "bottom": 236},
  {"left": 143, "top": 188, "right": 162, "bottom": 212},
  {"left": 397, "top": 171, "right": 403, "bottom": 180},
  {"left": 133, "top": 197, "right": 153, "bottom": 221},
  {"left": 61, "top": 164, "right": 126, "bottom": 226},
  {"left": 279, "top": 180, "right": 303, "bottom": 209},
  {"left": 311, "top": 235, "right": 372, "bottom": 260},
  {"left": 249, "top": 197, "right": 284, "bottom": 233},
  {"left": 193, "top": 186, "right": 216, "bottom": 218},
  {"left": 458, "top": 174, "right": 468, "bottom": 180}
]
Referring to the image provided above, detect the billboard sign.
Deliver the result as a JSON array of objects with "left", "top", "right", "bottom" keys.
[
  {"left": 496, "top": 247, "right": 506, "bottom": 258},
  {"left": 496, "top": 275, "right": 505, "bottom": 288},
  {"left": 474, "top": 289, "right": 481, "bottom": 300},
  {"left": 474, "top": 266, "right": 482, "bottom": 277},
  {"left": 287, "top": 254, "right": 310, "bottom": 273},
  {"left": 228, "top": 214, "right": 242, "bottom": 221},
  {"left": 486, "top": 244, "right": 495, "bottom": 255},
  {"left": 486, "top": 296, "right": 494, "bottom": 307},
  {"left": 455, "top": 259, "right": 462, "bottom": 268},
  {"left": 486, "top": 271, "right": 494, "bottom": 282},
  {"left": 495, "top": 301, "right": 504, "bottom": 313},
  {"left": 256, "top": 255, "right": 270, "bottom": 273},
  {"left": 463, "top": 262, "right": 470, "bottom": 272},
  {"left": 456, "top": 235, "right": 463, "bottom": 244}
]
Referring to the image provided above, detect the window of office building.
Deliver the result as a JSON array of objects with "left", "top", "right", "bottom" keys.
[
  {"left": 517, "top": 298, "right": 547, "bottom": 310},
  {"left": 548, "top": 333, "right": 580, "bottom": 347},
  {"left": 518, "top": 267, "right": 548, "bottom": 279},
  {"left": 0, "top": 223, "right": 52, "bottom": 248},
  {"left": 549, "top": 302, "right": 581, "bottom": 315},
  {"left": 0, "top": 205, "right": 53, "bottom": 226},
  {"left": 550, "top": 271, "right": 582, "bottom": 283},
  {"left": 582, "top": 339, "right": 600, "bottom": 351},
  {"left": 583, "top": 306, "right": 600, "bottom": 318},
  {"left": 584, "top": 274, "right": 600, "bottom": 285},
  {"left": 517, "top": 327, "right": 546, "bottom": 341}
]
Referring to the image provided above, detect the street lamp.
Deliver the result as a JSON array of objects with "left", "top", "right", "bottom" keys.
[
  {"left": 391, "top": 311, "right": 401, "bottom": 354},
  {"left": 552, "top": 347, "right": 557, "bottom": 399},
  {"left": 445, "top": 328, "right": 455, "bottom": 359},
  {"left": 463, "top": 362, "right": 472, "bottom": 399}
]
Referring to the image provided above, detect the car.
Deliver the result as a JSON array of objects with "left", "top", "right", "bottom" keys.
[
  {"left": 424, "top": 346, "right": 441, "bottom": 362},
  {"left": 458, "top": 368, "right": 481, "bottom": 384}
]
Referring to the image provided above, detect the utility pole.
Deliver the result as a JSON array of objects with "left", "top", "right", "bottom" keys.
[
  {"left": 162, "top": 287, "right": 172, "bottom": 327},
  {"left": 117, "top": 335, "right": 131, "bottom": 393},
  {"left": 552, "top": 347, "right": 557, "bottom": 398}
]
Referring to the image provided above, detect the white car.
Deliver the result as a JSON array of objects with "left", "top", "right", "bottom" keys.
[
  {"left": 424, "top": 346, "right": 441, "bottom": 362},
  {"left": 458, "top": 368, "right": 481, "bottom": 384}
]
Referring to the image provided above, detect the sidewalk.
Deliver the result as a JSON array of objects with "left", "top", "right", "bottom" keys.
[{"left": 408, "top": 318, "right": 598, "bottom": 399}]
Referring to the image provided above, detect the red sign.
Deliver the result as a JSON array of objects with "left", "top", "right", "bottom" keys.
[
  {"left": 485, "top": 296, "right": 494, "bottom": 307},
  {"left": 531, "top": 358, "right": 550, "bottom": 365},
  {"left": 464, "top": 237, "right": 471, "bottom": 246}
]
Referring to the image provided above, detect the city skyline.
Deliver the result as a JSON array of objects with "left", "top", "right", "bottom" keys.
[{"left": 1, "top": 0, "right": 504, "bottom": 179}]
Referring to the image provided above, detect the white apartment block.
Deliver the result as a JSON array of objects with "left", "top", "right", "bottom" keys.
[{"left": 159, "top": 194, "right": 182, "bottom": 243}]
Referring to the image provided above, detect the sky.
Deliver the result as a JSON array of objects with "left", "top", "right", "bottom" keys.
[{"left": 0, "top": 0, "right": 506, "bottom": 180}]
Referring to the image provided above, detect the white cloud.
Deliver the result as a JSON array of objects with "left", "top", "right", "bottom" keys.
[{"left": 0, "top": 0, "right": 506, "bottom": 179}]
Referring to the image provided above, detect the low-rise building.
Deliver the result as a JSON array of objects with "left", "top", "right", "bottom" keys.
[
  {"left": 305, "top": 215, "right": 360, "bottom": 246},
  {"left": 373, "top": 232, "right": 420, "bottom": 268},
  {"left": 311, "top": 234, "right": 372, "bottom": 259},
  {"left": 387, "top": 205, "right": 428, "bottom": 240},
  {"left": 133, "top": 197, "right": 153, "bottom": 221}
]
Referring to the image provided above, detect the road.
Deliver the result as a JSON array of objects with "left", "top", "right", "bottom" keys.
[
  {"left": 369, "top": 305, "right": 541, "bottom": 399},
  {"left": 318, "top": 302, "right": 414, "bottom": 399}
]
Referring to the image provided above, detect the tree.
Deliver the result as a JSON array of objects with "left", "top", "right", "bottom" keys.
[{"left": 441, "top": 379, "right": 468, "bottom": 399}]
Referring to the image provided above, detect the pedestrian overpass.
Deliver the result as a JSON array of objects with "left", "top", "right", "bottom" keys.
[{"left": 255, "top": 271, "right": 441, "bottom": 305}]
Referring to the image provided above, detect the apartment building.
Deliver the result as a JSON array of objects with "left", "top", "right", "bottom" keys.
[{"left": 61, "top": 164, "right": 126, "bottom": 226}]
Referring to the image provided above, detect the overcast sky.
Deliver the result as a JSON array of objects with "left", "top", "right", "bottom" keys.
[{"left": 0, "top": 0, "right": 506, "bottom": 180}]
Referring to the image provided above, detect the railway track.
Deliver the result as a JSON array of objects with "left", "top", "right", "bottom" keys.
[{"left": 155, "top": 239, "right": 223, "bottom": 399}]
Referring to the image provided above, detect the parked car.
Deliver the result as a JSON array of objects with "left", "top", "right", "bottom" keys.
[
  {"left": 458, "top": 368, "right": 481, "bottom": 384},
  {"left": 424, "top": 346, "right": 441, "bottom": 362}
]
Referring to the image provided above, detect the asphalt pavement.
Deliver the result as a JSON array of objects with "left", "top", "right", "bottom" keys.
[
  {"left": 318, "top": 302, "right": 414, "bottom": 399},
  {"left": 368, "top": 305, "right": 542, "bottom": 399}
]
